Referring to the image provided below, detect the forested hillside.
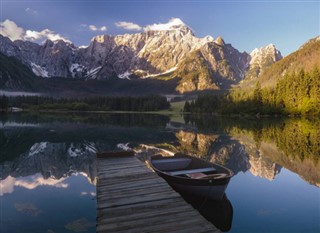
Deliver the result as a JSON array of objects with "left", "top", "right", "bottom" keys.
[{"left": 185, "top": 66, "right": 320, "bottom": 116}]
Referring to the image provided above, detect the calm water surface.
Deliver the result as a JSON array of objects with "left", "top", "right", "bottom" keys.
[{"left": 0, "top": 113, "right": 319, "bottom": 233}]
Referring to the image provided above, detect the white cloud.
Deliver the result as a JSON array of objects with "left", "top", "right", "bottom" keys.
[
  {"left": 80, "top": 191, "right": 96, "bottom": 197},
  {"left": 25, "top": 7, "right": 38, "bottom": 15},
  {"left": 100, "top": 26, "right": 107, "bottom": 31},
  {"left": 115, "top": 18, "right": 186, "bottom": 32},
  {"left": 144, "top": 18, "right": 186, "bottom": 31},
  {"left": 0, "top": 174, "right": 69, "bottom": 196},
  {"left": 83, "top": 24, "right": 107, "bottom": 32},
  {"left": 115, "top": 21, "right": 142, "bottom": 31},
  {"left": 89, "top": 25, "right": 97, "bottom": 31},
  {"left": 15, "top": 174, "right": 69, "bottom": 189},
  {"left": 0, "top": 19, "right": 70, "bottom": 43},
  {"left": 0, "top": 19, "right": 25, "bottom": 41},
  {"left": 0, "top": 176, "right": 16, "bottom": 196},
  {"left": 25, "top": 28, "right": 71, "bottom": 43}
]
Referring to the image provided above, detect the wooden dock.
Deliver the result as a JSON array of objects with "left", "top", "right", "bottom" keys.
[{"left": 96, "top": 153, "right": 221, "bottom": 233}]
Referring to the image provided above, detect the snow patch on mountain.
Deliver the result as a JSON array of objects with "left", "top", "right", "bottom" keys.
[
  {"left": 31, "top": 63, "right": 49, "bottom": 78},
  {"left": 86, "top": 66, "right": 101, "bottom": 79},
  {"left": 143, "top": 67, "right": 177, "bottom": 78},
  {"left": 117, "top": 143, "right": 131, "bottom": 151},
  {"left": 29, "top": 142, "right": 48, "bottom": 157},
  {"left": 70, "top": 63, "right": 85, "bottom": 77},
  {"left": 68, "top": 145, "right": 83, "bottom": 157},
  {"left": 118, "top": 71, "right": 131, "bottom": 79}
]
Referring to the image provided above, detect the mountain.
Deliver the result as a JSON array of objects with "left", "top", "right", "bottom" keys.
[
  {"left": 0, "top": 52, "right": 41, "bottom": 90},
  {"left": 174, "top": 37, "right": 250, "bottom": 92},
  {"left": 245, "top": 44, "right": 282, "bottom": 81},
  {"left": 254, "top": 36, "right": 320, "bottom": 88},
  {"left": 0, "top": 24, "right": 282, "bottom": 93}
]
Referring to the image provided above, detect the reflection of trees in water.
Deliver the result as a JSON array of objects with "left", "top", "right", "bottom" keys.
[
  {"left": 2, "top": 112, "right": 170, "bottom": 128},
  {"left": 175, "top": 130, "right": 281, "bottom": 180},
  {"left": 179, "top": 116, "right": 320, "bottom": 186},
  {"left": 0, "top": 113, "right": 172, "bottom": 163}
]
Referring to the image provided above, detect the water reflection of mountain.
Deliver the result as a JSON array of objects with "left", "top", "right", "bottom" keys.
[
  {"left": 1, "top": 113, "right": 319, "bottom": 187},
  {"left": 176, "top": 130, "right": 281, "bottom": 181},
  {"left": 177, "top": 117, "right": 320, "bottom": 186},
  {"left": 0, "top": 142, "right": 97, "bottom": 184},
  {"left": 0, "top": 113, "right": 179, "bottom": 191},
  {"left": 0, "top": 113, "right": 174, "bottom": 163}
]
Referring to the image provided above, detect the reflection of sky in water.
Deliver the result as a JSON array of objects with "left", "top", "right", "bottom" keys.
[
  {"left": 227, "top": 169, "right": 320, "bottom": 233},
  {"left": 0, "top": 173, "right": 96, "bottom": 233},
  {"left": 1, "top": 115, "right": 319, "bottom": 233}
]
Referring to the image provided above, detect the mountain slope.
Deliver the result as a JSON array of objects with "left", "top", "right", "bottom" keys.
[
  {"left": 174, "top": 38, "right": 249, "bottom": 92},
  {"left": 258, "top": 36, "right": 320, "bottom": 87},
  {"left": 245, "top": 44, "right": 282, "bottom": 81},
  {"left": 0, "top": 23, "right": 284, "bottom": 93},
  {"left": 0, "top": 53, "right": 41, "bottom": 90}
]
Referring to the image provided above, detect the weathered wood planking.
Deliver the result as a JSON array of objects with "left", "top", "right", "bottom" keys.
[{"left": 96, "top": 153, "right": 221, "bottom": 233}]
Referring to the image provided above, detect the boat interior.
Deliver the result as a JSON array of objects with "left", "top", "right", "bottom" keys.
[{"left": 152, "top": 156, "right": 229, "bottom": 179}]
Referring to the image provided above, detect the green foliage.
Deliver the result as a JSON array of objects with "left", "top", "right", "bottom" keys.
[
  {"left": 184, "top": 66, "right": 320, "bottom": 116},
  {"left": 7, "top": 95, "right": 170, "bottom": 112},
  {"left": 258, "top": 38, "right": 320, "bottom": 87}
]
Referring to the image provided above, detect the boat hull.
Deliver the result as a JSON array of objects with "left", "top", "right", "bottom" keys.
[
  {"left": 169, "top": 182, "right": 228, "bottom": 200},
  {"left": 150, "top": 153, "right": 233, "bottom": 201},
  {"left": 155, "top": 170, "right": 230, "bottom": 200}
]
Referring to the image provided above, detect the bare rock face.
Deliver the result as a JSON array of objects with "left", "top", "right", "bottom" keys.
[
  {"left": 175, "top": 38, "right": 250, "bottom": 93},
  {"left": 80, "top": 25, "right": 215, "bottom": 80},
  {"left": 175, "top": 130, "right": 219, "bottom": 156},
  {"left": 0, "top": 35, "right": 23, "bottom": 59},
  {"left": 0, "top": 23, "right": 282, "bottom": 92},
  {"left": 245, "top": 44, "right": 282, "bottom": 80},
  {"left": 249, "top": 150, "right": 282, "bottom": 181}
]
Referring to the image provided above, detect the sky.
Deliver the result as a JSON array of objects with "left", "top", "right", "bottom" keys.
[{"left": 0, "top": 0, "right": 319, "bottom": 56}]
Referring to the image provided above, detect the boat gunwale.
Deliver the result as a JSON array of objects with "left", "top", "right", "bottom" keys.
[{"left": 149, "top": 153, "right": 234, "bottom": 186}]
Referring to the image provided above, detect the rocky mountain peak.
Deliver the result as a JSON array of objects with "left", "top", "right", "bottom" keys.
[
  {"left": 0, "top": 27, "right": 283, "bottom": 92},
  {"left": 250, "top": 43, "right": 282, "bottom": 62},
  {"left": 214, "top": 36, "right": 225, "bottom": 46},
  {"left": 245, "top": 43, "right": 282, "bottom": 80}
]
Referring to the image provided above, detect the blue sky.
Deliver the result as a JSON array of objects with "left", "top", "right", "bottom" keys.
[{"left": 1, "top": 0, "right": 319, "bottom": 55}]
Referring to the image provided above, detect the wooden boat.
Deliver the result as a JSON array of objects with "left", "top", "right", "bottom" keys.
[{"left": 149, "top": 153, "right": 233, "bottom": 200}]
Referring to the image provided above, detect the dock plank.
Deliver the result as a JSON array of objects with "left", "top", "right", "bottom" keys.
[{"left": 96, "top": 154, "right": 221, "bottom": 233}]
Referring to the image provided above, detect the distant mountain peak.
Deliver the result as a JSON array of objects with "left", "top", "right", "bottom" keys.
[
  {"left": 245, "top": 43, "right": 282, "bottom": 80},
  {"left": 214, "top": 36, "right": 225, "bottom": 46},
  {"left": 250, "top": 43, "right": 282, "bottom": 61}
]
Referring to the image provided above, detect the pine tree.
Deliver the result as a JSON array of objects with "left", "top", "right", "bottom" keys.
[{"left": 0, "top": 95, "right": 9, "bottom": 110}]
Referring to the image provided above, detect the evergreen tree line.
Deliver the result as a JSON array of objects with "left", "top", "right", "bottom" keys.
[
  {"left": 184, "top": 66, "right": 320, "bottom": 116},
  {"left": 0, "top": 95, "right": 170, "bottom": 112},
  {"left": 0, "top": 95, "right": 9, "bottom": 110}
]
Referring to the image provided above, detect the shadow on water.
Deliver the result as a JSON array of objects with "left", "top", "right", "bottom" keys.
[{"left": 180, "top": 192, "right": 233, "bottom": 232}]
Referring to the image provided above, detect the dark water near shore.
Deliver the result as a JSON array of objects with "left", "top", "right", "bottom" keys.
[{"left": 0, "top": 113, "right": 319, "bottom": 233}]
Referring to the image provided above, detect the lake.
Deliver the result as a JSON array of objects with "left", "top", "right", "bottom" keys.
[{"left": 0, "top": 113, "right": 319, "bottom": 233}]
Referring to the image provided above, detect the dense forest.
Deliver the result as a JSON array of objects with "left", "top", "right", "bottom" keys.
[
  {"left": 184, "top": 66, "right": 320, "bottom": 116},
  {"left": 0, "top": 95, "right": 170, "bottom": 112}
]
